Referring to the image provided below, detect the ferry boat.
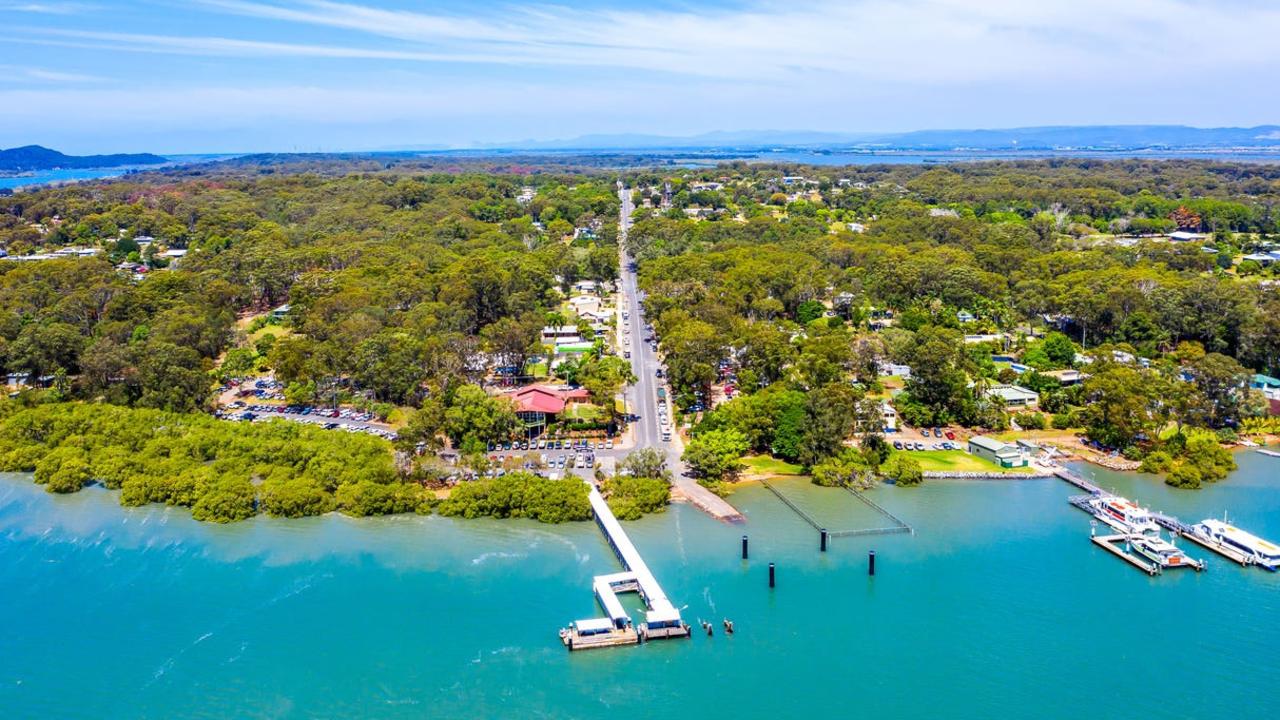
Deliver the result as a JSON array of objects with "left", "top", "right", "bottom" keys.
[
  {"left": 1086, "top": 495, "right": 1160, "bottom": 534},
  {"left": 1192, "top": 519, "right": 1280, "bottom": 571},
  {"left": 1128, "top": 533, "right": 1204, "bottom": 571}
]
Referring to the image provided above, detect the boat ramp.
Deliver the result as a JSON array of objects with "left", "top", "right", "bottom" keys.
[{"left": 559, "top": 482, "right": 690, "bottom": 651}]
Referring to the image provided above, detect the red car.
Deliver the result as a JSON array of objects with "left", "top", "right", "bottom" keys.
[{"left": 945, "top": 431, "right": 955, "bottom": 440}]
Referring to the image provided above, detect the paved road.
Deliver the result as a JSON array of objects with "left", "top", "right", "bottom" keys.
[{"left": 615, "top": 185, "right": 744, "bottom": 522}]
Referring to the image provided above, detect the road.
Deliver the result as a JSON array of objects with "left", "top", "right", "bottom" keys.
[{"left": 615, "top": 185, "right": 744, "bottom": 522}]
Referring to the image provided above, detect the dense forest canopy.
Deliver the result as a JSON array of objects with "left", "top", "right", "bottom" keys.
[{"left": 3, "top": 156, "right": 1280, "bottom": 513}]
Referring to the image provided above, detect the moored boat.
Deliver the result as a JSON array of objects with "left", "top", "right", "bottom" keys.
[
  {"left": 1192, "top": 519, "right": 1280, "bottom": 571},
  {"left": 1086, "top": 495, "right": 1160, "bottom": 535},
  {"left": 1128, "top": 533, "right": 1204, "bottom": 571}
]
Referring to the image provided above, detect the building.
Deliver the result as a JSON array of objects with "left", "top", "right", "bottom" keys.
[
  {"left": 271, "top": 304, "right": 290, "bottom": 321},
  {"left": 985, "top": 384, "right": 1039, "bottom": 408},
  {"left": 957, "top": 310, "right": 976, "bottom": 323},
  {"left": 880, "top": 401, "right": 898, "bottom": 432},
  {"left": 1168, "top": 231, "right": 1206, "bottom": 242},
  {"left": 1042, "top": 369, "right": 1086, "bottom": 386},
  {"left": 502, "top": 385, "right": 592, "bottom": 430},
  {"left": 541, "top": 325, "right": 582, "bottom": 344},
  {"left": 878, "top": 362, "right": 912, "bottom": 379},
  {"left": 968, "top": 436, "right": 1028, "bottom": 468},
  {"left": 1242, "top": 252, "right": 1280, "bottom": 267}
]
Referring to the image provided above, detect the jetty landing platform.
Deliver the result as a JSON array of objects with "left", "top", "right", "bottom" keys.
[{"left": 560, "top": 482, "right": 690, "bottom": 650}]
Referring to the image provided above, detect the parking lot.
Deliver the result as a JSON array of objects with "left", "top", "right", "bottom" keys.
[{"left": 218, "top": 403, "right": 397, "bottom": 440}]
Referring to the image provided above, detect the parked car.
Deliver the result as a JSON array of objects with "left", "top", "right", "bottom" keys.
[
  {"left": 945, "top": 431, "right": 955, "bottom": 440},
  {"left": 933, "top": 428, "right": 942, "bottom": 438},
  {"left": 893, "top": 440, "right": 903, "bottom": 450}
]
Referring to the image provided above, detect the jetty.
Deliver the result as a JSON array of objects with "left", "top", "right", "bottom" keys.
[
  {"left": 1256, "top": 448, "right": 1280, "bottom": 458},
  {"left": 560, "top": 482, "right": 690, "bottom": 651},
  {"left": 1090, "top": 533, "right": 1160, "bottom": 576}
]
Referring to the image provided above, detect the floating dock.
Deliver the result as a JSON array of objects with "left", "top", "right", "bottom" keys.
[
  {"left": 1174, "top": 528, "right": 1255, "bottom": 567},
  {"left": 1091, "top": 533, "right": 1160, "bottom": 576},
  {"left": 1256, "top": 448, "right": 1280, "bottom": 458},
  {"left": 560, "top": 482, "right": 690, "bottom": 650}
]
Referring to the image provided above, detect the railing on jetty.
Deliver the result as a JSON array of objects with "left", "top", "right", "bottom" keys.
[
  {"left": 759, "top": 479, "right": 913, "bottom": 539},
  {"left": 1053, "top": 468, "right": 1103, "bottom": 495}
]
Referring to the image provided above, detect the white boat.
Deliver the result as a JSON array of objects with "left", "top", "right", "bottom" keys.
[
  {"left": 1087, "top": 495, "right": 1161, "bottom": 534},
  {"left": 1193, "top": 519, "right": 1280, "bottom": 571},
  {"left": 1129, "top": 533, "right": 1204, "bottom": 571}
]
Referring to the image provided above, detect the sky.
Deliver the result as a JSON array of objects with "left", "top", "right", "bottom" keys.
[{"left": 2, "top": 0, "right": 1279, "bottom": 154}]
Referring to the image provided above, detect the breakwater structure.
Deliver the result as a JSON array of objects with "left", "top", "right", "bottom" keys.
[{"left": 558, "top": 481, "right": 691, "bottom": 651}]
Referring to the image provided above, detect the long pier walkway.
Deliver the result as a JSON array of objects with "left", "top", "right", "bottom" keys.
[{"left": 560, "top": 481, "right": 689, "bottom": 650}]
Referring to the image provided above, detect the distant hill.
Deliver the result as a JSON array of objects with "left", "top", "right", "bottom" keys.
[
  {"left": 486, "top": 125, "right": 1280, "bottom": 151},
  {"left": 0, "top": 145, "right": 168, "bottom": 173}
]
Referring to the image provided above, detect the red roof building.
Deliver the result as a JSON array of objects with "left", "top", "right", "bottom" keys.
[{"left": 502, "top": 385, "right": 591, "bottom": 425}]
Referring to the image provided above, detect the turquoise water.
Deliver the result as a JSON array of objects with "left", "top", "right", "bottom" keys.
[{"left": 2, "top": 455, "right": 1278, "bottom": 719}]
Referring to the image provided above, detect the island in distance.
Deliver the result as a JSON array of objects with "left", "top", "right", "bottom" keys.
[{"left": 0, "top": 145, "right": 169, "bottom": 174}]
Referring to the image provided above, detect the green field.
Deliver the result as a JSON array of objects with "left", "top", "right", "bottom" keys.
[
  {"left": 742, "top": 455, "right": 805, "bottom": 477},
  {"left": 898, "top": 449, "right": 1035, "bottom": 474}
]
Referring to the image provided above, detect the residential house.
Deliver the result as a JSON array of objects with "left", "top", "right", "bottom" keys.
[
  {"left": 1042, "top": 369, "right": 1086, "bottom": 386},
  {"left": 957, "top": 310, "right": 976, "bottom": 323},
  {"left": 541, "top": 325, "right": 582, "bottom": 345},
  {"left": 880, "top": 401, "right": 898, "bottom": 432},
  {"left": 985, "top": 384, "right": 1039, "bottom": 408}
]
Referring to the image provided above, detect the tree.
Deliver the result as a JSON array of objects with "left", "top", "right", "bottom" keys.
[
  {"left": 682, "top": 428, "right": 749, "bottom": 482},
  {"left": 795, "top": 300, "right": 826, "bottom": 324},
  {"left": 1189, "top": 352, "right": 1251, "bottom": 428},
  {"left": 1081, "top": 365, "right": 1158, "bottom": 448},
  {"left": 810, "top": 448, "right": 872, "bottom": 488},
  {"left": 882, "top": 454, "right": 923, "bottom": 487},
  {"left": 800, "top": 383, "right": 859, "bottom": 467},
  {"left": 578, "top": 355, "right": 636, "bottom": 415},
  {"left": 618, "top": 448, "right": 670, "bottom": 481},
  {"left": 443, "top": 384, "right": 519, "bottom": 453}
]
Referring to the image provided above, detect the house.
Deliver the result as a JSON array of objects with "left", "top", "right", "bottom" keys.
[
  {"left": 271, "top": 304, "right": 290, "bottom": 321},
  {"left": 968, "top": 436, "right": 1028, "bottom": 468},
  {"left": 878, "top": 362, "right": 912, "bottom": 379},
  {"left": 880, "top": 401, "right": 898, "bottom": 432},
  {"left": 541, "top": 325, "right": 582, "bottom": 344},
  {"left": 963, "top": 333, "right": 1006, "bottom": 345},
  {"left": 957, "top": 310, "right": 976, "bottom": 323},
  {"left": 502, "top": 385, "right": 592, "bottom": 429},
  {"left": 1042, "top": 369, "right": 1086, "bottom": 386},
  {"left": 846, "top": 222, "right": 866, "bottom": 233},
  {"left": 1243, "top": 252, "right": 1280, "bottom": 267},
  {"left": 568, "top": 294, "right": 601, "bottom": 313},
  {"left": 572, "top": 280, "right": 599, "bottom": 295},
  {"left": 1168, "top": 231, "right": 1206, "bottom": 242},
  {"left": 985, "top": 384, "right": 1039, "bottom": 408},
  {"left": 929, "top": 208, "right": 959, "bottom": 218}
]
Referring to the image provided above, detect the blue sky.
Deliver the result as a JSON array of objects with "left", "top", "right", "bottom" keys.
[{"left": 2, "top": 0, "right": 1279, "bottom": 153}]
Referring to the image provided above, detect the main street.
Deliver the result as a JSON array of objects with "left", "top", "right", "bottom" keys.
[{"left": 615, "top": 184, "right": 744, "bottom": 522}]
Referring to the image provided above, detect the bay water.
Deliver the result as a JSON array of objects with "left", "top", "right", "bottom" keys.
[{"left": 1, "top": 453, "right": 1277, "bottom": 719}]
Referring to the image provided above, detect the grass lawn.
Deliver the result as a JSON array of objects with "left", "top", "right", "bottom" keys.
[
  {"left": 565, "top": 403, "right": 605, "bottom": 421},
  {"left": 901, "top": 449, "right": 1036, "bottom": 474},
  {"left": 741, "top": 455, "right": 805, "bottom": 476},
  {"left": 526, "top": 361, "right": 549, "bottom": 378}
]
